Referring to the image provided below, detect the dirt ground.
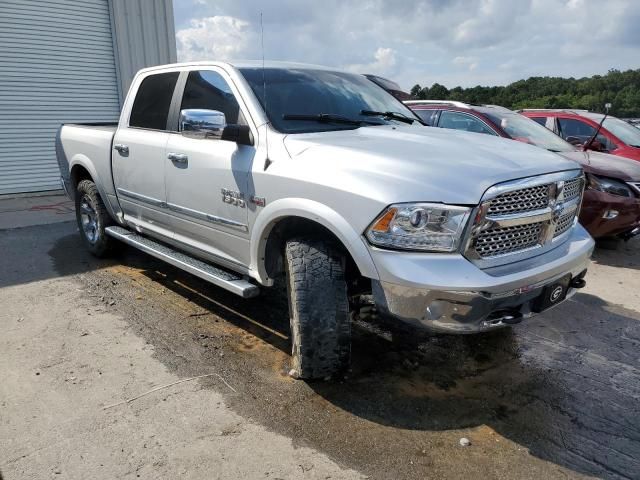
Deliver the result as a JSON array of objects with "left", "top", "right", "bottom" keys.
[{"left": 1, "top": 218, "right": 639, "bottom": 479}]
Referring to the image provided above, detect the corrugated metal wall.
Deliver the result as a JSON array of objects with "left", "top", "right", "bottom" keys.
[
  {"left": 0, "top": 0, "right": 176, "bottom": 195},
  {"left": 0, "top": 0, "right": 120, "bottom": 195},
  {"left": 109, "top": 0, "right": 178, "bottom": 102}
]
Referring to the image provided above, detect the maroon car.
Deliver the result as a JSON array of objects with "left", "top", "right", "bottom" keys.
[{"left": 406, "top": 101, "right": 640, "bottom": 240}]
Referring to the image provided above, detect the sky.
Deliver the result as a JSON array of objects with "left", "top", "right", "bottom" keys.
[{"left": 172, "top": 0, "right": 640, "bottom": 91}]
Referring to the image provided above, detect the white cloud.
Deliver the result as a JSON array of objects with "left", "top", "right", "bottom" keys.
[
  {"left": 174, "top": 0, "right": 640, "bottom": 89},
  {"left": 344, "top": 48, "right": 399, "bottom": 76},
  {"left": 176, "top": 16, "right": 252, "bottom": 62},
  {"left": 452, "top": 56, "right": 479, "bottom": 71}
]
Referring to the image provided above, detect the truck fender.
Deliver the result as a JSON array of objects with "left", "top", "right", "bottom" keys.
[
  {"left": 68, "top": 154, "right": 121, "bottom": 221},
  {"left": 249, "top": 198, "right": 379, "bottom": 285}
]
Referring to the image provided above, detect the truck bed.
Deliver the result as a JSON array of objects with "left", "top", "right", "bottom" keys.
[{"left": 56, "top": 123, "right": 118, "bottom": 201}]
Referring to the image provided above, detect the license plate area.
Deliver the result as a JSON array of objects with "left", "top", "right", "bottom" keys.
[{"left": 532, "top": 274, "right": 572, "bottom": 313}]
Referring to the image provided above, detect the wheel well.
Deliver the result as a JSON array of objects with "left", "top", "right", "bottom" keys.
[
  {"left": 263, "top": 217, "right": 368, "bottom": 293},
  {"left": 70, "top": 165, "right": 93, "bottom": 191}
]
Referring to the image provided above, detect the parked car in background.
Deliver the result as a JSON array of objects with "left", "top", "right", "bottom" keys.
[
  {"left": 57, "top": 62, "right": 594, "bottom": 378},
  {"left": 406, "top": 101, "right": 640, "bottom": 241},
  {"left": 364, "top": 74, "right": 412, "bottom": 101},
  {"left": 519, "top": 109, "right": 640, "bottom": 163}
]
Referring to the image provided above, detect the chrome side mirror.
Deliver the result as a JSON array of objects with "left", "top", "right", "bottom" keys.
[{"left": 179, "top": 109, "right": 226, "bottom": 139}]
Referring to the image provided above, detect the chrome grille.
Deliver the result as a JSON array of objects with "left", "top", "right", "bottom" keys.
[
  {"left": 475, "top": 222, "right": 544, "bottom": 258},
  {"left": 466, "top": 172, "right": 584, "bottom": 266},
  {"left": 629, "top": 182, "right": 640, "bottom": 195},
  {"left": 554, "top": 210, "right": 575, "bottom": 237},
  {"left": 487, "top": 184, "right": 549, "bottom": 215},
  {"left": 563, "top": 178, "right": 582, "bottom": 202}
]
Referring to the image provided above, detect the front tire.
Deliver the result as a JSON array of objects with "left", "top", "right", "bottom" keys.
[
  {"left": 75, "top": 179, "right": 116, "bottom": 257},
  {"left": 285, "top": 238, "right": 351, "bottom": 379}
]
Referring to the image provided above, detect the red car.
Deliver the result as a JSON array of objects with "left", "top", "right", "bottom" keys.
[
  {"left": 520, "top": 109, "right": 640, "bottom": 163},
  {"left": 406, "top": 101, "right": 640, "bottom": 240}
]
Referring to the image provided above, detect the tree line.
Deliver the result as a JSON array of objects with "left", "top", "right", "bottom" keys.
[{"left": 410, "top": 68, "right": 640, "bottom": 118}]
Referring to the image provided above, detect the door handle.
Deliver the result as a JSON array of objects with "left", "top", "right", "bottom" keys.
[
  {"left": 168, "top": 152, "right": 188, "bottom": 164},
  {"left": 114, "top": 144, "right": 129, "bottom": 156}
]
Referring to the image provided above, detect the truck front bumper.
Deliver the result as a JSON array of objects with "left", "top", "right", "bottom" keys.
[{"left": 370, "top": 224, "right": 595, "bottom": 333}]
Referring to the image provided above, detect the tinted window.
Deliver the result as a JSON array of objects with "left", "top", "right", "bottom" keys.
[
  {"left": 181, "top": 71, "right": 244, "bottom": 125},
  {"left": 239, "top": 68, "right": 419, "bottom": 133},
  {"left": 558, "top": 118, "right": 611, "bottom": 149},
  {"left": 437, "top": 111, "right": 497, "bottom": 135},
  {"left": 414, "top": 109, "right": 439, "bottom": 126},
  {"left": 130, "top": 72, "right": 179, "bottom": 130},
  {"left": 558, "top": 118, "right": 595, "bottom": 139},
  {"left": 530, "top": 117, "right": 548, "bottom": 127}
]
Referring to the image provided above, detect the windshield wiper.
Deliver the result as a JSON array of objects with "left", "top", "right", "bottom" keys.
[
  {"left": 282, "top": 113, "right": 380, "bottom": 126},
  {"left": 360, "top": 109, "right": 421, "bottom": 125}
]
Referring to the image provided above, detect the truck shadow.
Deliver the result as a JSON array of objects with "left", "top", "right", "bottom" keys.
[
  {"left": 43, "top": 234, "right": 640, "bottom": 479},
  {"left": 308, "top": 293, "right": 640, "bottom": 479},
  {"left": 592, "top": 237, "right": 640, "bottom": 271},
  {"left": 124, "top": 247, "right": 640, "bottom": 479}
]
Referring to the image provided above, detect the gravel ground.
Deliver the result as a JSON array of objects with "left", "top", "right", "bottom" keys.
[{"left": 1, "top": 220, "right": 639, "bottom": 479}]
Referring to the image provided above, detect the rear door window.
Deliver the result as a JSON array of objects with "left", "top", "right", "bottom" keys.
[
  {"left": 414, "top": 109, "right": 439, "bottom": 126},
  {"left": 437, "top": 110, "right": 497, "bottom": 135},
  {"left": 530, "top": 117, "right": 548, "bottom": 127},
  {"left": 129, "top": 72, "right": 180, "bottom": 130}
]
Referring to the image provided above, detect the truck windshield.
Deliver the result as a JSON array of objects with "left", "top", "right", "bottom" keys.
[
  {"left": 239, "top": 67, "right": 420, "bottom": 133},
  {"left": 483, "top": 111, "right": 576, "bottom": 153}
]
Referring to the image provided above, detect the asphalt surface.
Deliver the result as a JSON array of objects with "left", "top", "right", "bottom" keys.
[{"left": 2, "top": 220, "right": 640, "bottom": 479}]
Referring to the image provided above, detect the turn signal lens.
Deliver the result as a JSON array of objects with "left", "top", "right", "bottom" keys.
[{"left": 370, "top": 208, "right": 397, "bottom": 232}]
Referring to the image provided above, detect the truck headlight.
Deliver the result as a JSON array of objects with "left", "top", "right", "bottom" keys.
[
  {"left": 366, "top": 203, "right": 471, "bottom": 252},
  {"left": 586, "top": 174, "right": 634, "bottom": 197}
]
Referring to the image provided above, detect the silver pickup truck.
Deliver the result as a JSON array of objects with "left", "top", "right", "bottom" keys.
[{"left": 57, "top": 61, "right": 594, "bottom": 379}]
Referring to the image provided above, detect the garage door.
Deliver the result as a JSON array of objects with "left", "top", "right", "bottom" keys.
[{"left": 0, "top": 0, "right": 121, "bottom": 195}]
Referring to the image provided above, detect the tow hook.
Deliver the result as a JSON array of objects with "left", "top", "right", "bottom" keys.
[
  {"left": 483, "top": 310, "right": 523, "bottom": 328},
  {"left": 570, "top": 270, "right": 588, "bottom": 289}
]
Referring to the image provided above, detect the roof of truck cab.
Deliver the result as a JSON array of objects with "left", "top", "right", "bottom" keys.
[{"left": 136, "top": 60, "right": 344, "bottom": 75}]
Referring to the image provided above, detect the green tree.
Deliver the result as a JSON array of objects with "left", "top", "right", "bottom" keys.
[{"left": 410, "top": 68, "right": 640, "bottom": 117}]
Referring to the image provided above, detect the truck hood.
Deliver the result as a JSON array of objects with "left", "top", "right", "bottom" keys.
[
  {"left": 560, "top": 150, "right": 640, "bottom": 181},
  {"left": 282, "top": 125, "right": 581, "bottom": 205}
]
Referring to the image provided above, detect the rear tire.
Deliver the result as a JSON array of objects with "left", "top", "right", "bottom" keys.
[
  {"left": 285, "top": 238, "right": 351, "bottom": 379},
  {"left": 75, "top": 179, "right": 116, "bottom": 258}
]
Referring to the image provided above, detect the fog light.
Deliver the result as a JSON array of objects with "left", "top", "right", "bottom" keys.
[{"left": 602, "top": 210, "right": 619, "bottom": 219}]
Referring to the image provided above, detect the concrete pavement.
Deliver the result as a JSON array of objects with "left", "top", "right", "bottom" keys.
[
  {"left": 0, "top": 201, "right": 363, "bottom": 479},
  {"left": 0, "top": 192, "right": 74, "bottom": 229}
]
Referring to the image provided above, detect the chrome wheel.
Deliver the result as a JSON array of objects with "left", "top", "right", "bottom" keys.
[{"left": 79, "top": 195, "right": 99, "bottom": 244}]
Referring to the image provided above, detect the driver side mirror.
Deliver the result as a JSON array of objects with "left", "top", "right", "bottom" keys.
[{"left": 179, "top": 109, "right": 253, "bottom": 146}]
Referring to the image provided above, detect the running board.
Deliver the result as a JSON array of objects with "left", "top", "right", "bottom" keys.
[{"left": 105, "top": 226, "right": 259, "bottom": 299}]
